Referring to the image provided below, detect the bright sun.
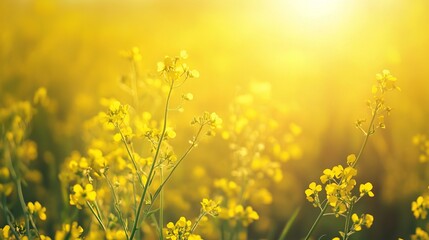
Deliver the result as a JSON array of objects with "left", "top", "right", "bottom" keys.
[{"left": 290, "top": 0, "right": 344, "bottom": 20}]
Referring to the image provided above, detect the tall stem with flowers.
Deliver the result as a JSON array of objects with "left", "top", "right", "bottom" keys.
[
  {"left": 60, "top": 49, "right": 222, "bottom": 240},
  {"left": 304, "top": 70, "right": 400, "bottom": 240}
]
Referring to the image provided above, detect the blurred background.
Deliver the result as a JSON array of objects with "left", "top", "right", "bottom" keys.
[{"left": 1, "top": 0, "right": 429, "bottom": 239}]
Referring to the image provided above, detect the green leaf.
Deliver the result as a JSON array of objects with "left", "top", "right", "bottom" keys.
[{"left": 279, "top": 207, "right": 300, "bottom": 240}]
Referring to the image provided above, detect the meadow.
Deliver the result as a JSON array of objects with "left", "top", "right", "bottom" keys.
[{"left": 1, "top": 0, "right": 429, "bottom": 239}]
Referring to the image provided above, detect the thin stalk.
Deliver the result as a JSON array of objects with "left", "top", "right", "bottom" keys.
[
  {"left": 150, "top": 213, "right": 161, "bottom": 236},
  {"left": 304, "top": 202, "right": 329, "bottom": 240},
  {"left": 1, "top": 196, "right": 21, "bottom": 239},
  {"left": 86, "top": 201, "right": 106, "bottom": 231},
  {"left": 28, "top": 213, "right": 41, "bottom": 239},
  {"left": 132, "top": 176, "right": 137, "bottom": 216},
  {"left": 5, "top": 145, "right": 33, "bottom": 240},
  {"left": 352, "top": 103, "right": 381, "bottom": 168},
  {"left": 145, "top": 124, "right": 204, "bottom": 215},
  {"left": 117, "top": 125, "right": 144, "bottom": 188},
  {"left": 16, "top": 180, "right": 33, "bottom": 239},
  {"left": 229, "top": 223, "right": 242, "bottom": 240},
  {"left": 343, "top": 202, "right": 354, "bottom": 240},
  {"left": 129, "top": 82, "right": 174, "bottom": 240},
  {"left": 159, "top": 167, "right": 164, "bottom": 239},
  {"left": 279, "top": 207, "right": 301, "bottom": 240},
  {"left": 105, "top": 175, "right": 130, "bottom": 239},
  {"left": 220, "top": 221, "right": 226, "bottom": 240},
  {"left": 190, "top": 212, "right": 207, "bottom": 233}
]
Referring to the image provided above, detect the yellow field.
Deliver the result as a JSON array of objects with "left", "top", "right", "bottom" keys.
[{"left": 1, "top": 0, "right": 429, "bottom": 239}]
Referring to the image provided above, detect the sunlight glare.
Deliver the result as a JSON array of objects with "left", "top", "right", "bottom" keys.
[{"left": 291, "top": 0, "right": 344, "bottom": 20}]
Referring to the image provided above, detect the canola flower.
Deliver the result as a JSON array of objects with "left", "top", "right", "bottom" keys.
[
  {"left": 409, "top": 134, "right": 429, "bottom": 239},
  {"left": 0, "top": 51, "right": 408, "bottom": 240},
  {"left": 69, "top": 183, "right": 97, "bottom": 209},
  {"left": 304, "top": 70, "right": 399, "bottom": 240},
  {"left": 27, "top": 201, "right": 47, "bottom": 221},
  {"left": 54, "top": 222, "right": 84, "bottom": 240},
  {"left": 57, "top": 49, "right": 221, "bottom": 240},
  {"left": 208, "top": 81, "right": 301, "bottom": 239},
  {"left": 0, "top": 88, "right": 56, "bottom": 240},
  {"left": 164, "top": 217, "right": 202, "bottom": 240}
]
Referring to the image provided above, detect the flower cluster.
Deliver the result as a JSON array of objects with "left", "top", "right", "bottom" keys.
[
  {"left": 350, "top": 213, "right": 374, "bottom": 231},
  {"left": 220, "top": 204, "right": 260, "bottom": 227},
  {"left": 69, "top": 183, "right": 97, "bottom": 209},
  {"left": 412, "top": 195, "right": 429, "bottom": 219},
  {"left": 54, "top": 222, "right": 84, "bottom": 240},
  {"left": 27, "top": 201, "right": 47, "bottom": 221},
  {"left": 206, "top": 81, "right": 301, "bottom": 238},
  {"left": 413, "top": 134, "right": 429, "bottom": 163},
  {"left": 411, "top": 227, "right": 429, "bottom": 240},
  {"left": 56, "top": 49, "right": 223, "bottom": 240},
  {"left": 190, "top": 112, "right": 223, "bottom": 137},
  {"left": 164, "top": 217, "right": 202, "bottom": 240},
  {"left": 157, "top": 50, "right": 200, "bottom": 85},
  {"left": 356, "top": 70, "right": 400, "bottom": 135},
  {"left": 406, "top": 133, "right": 429, "bottom": 239},
  {"left": 372, "top": 69, "right": 401, "bottom": 94},
  {"left": 0, "top": 167, "right": 13, "bottom": 196},
  {"left": 305, "top": 70, "right": 399, "bottom": 240},
  {"left": 305, "top": 156, "right": 375, "bottom": 227},
  {"left": 201, "top": 198, "right": 221, "bottom": 217},
  {"left": 0, "top": 88, "right": 57, "bottom": 240}
]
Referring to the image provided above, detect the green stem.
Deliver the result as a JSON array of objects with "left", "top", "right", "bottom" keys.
[
  {"left": 144, "top": 124, "right": 204, "bottom": 217},
  {"left": 229, "top": 222, "right": 242, "bottom": 240},
  {"left": 304, "top": 202, "right": 329, "bottom": 240},
  {"left": 105, "top": 175, "right": 129, "bottom": 239},
  {"left": 190, "top": 212, "right": 207, "bottom": 233},
  {"left": 279, "top": 207, "right": 301, "bottom": 240},
  {"left": 16, "top": 180, "right": 32, "bottom": 239},
  {"left": 1, "top": 196, "right": 21, "bottom": 239},
  {"left": 352, "top": 103, "right": 381, "bottom": 168},
  {"left": 117, "top": 125, "right": 144, "bottom": 188},
  {"left": 86, "top": 201, "right": 106, "bottom": 231},
  {"left": 159, "top": 167, "right": 164, "bottom": 239},
  {"left": 342, "top": 201, "right": 354, "bottom": 240},
  {"left": 221, "top": 221, "right": 226, "bottom": 240},
  {"left": 129, "top": 82, "right": 174, "bottom": 240},
  {"left": 5, "top": 145, "right": 33, "bottom": 240}
]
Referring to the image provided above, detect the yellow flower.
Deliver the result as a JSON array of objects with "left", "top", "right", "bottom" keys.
[
  {"left": 412, "top": 196, "right": 429, "bottom": 219},
  {"left": 182, "top": 93, "right": 194, "bottom": 101},
  {"left": 164, "top": 217, "right": 201, "bottom": 240},
  {"left": 40, "top": 235, "right": 52, "bottom": 240},
  {"left": 1, "top": 225, "right": 10, "bottom": 239},
  {"left": 351, "top": 213, "right": 374, "bottom": 232},
  {"left": 69, "top": 184, "right": 97, "bottom": 209},
  {"left": 120, "top": 47, "right": 142, "bottom": 62},
  {"left": 346, "top": 154, "right": 356, "bottom": 166},
  {"left": 55, "top": 221, "right": 83, "bottom": 240},
  {"left": 305, "top": 182, "right": 322, "bottom": 206},
  {"left": 364, "top": 214, "right": 374, "bottom": 228},
  {"left": 27, "top": 201, "right": 47, "bottom": 221},
  {"left": 33, "top": 87, "right": 48, "bottom": 105},
  {"left": 412, "top": 227, "right": 429, "bottom": 240},
  {"left": 209, "top": 112, "right": 223, "bottom": 129},
  {"left": 352, "top": 213, "right": 363, "bottom": 231},
  {"left": 373, "top": 69, "right": 401, "bottom": 94},
  {"left": 201, "top": 198, "right": 221, "bottom": 216},
  {"left": 106, "top": 229, "right": 127, "bottom": 240},
  {"left": 359, "top": 182, "right": 375, "bottom": 197},
  {"left": 106, "top": 100, "right": 129, "bottom": 126}
]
